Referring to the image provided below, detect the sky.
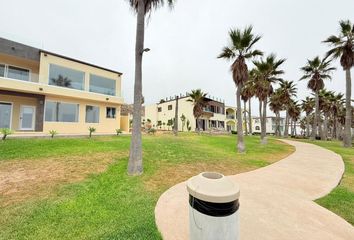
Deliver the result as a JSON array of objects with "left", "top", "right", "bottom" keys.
[{"left": 0, "top": 0, "right": 353, "bottom": 116}]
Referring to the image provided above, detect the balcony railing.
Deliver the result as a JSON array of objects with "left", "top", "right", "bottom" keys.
[{"left": 226, "top": 115, "right": 235, "bottom": 119}]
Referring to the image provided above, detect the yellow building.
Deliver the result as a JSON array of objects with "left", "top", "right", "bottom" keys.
[{"left": 0, "top": 37, "right": 128, "bottom": 135}]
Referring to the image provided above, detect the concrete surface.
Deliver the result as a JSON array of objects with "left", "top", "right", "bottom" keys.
[{"left": 155, "top": 139, "right": 354, "bottom": 240}]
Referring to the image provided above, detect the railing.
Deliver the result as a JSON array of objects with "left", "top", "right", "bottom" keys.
[{"left": 226, "top": 115, "right": 235, "bottom": 119}]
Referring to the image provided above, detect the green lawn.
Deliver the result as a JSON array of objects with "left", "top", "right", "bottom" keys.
[
  {"left": 0, "top": 134, "right": 293, "bottom": 239},
  {"left": 298, "top": 139, "right": 354, "bottom": 225}
]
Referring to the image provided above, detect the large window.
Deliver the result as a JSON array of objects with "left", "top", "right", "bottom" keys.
[
  {"left": 0, "top": 64, "right": 5, "bottom": 77},
  {"left": 49, "top": 64, "right": 85, "bottom": 90},
  {"left": 86, "top": 105, "right": 100, "bottom": 123},
  {"left": 0, "top": 102, "right": 12, "bottom": 128},
  {"left": 0, "top": 64, "right": 30, "bottom": 81},
  {"left": 45, "top": 101, "right": 79, "bottom": 122},
  {"left": 89, "top": 74, "right": 116, "bottom": 96},
  {"left": 106, "top": 107, "right": 116, "bottom": 119}
]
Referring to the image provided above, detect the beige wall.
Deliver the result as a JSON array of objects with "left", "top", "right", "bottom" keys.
[
  {"left": 120, "top": 115, "right": 130, "bottom": 132},
  {"left": 43, "top": 96, "right": 121, "bottom": 134},
  {"left": 0, "top": 94, "right": 38, "bottom": 131}
]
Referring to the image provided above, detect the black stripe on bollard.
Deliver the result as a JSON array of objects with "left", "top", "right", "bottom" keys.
[{"left": 189, "top": 195, "right": 239, "bottom": 217}]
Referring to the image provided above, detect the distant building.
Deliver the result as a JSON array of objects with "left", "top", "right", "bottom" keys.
[
  {"left": 144, "top": 94, "right": 245, "bottom": 132},
  {"left": 252, "top": 116, "right": 285, "bottom": 135}
]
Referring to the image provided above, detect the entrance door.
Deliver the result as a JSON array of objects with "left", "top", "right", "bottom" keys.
[
  {"left": 20, "top": 105, "right": 35, "bottom": 130},
  {"left": 0, "top": 102, "right": 12, "bottom": 129}
]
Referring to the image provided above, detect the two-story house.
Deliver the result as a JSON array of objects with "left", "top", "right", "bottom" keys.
[{"left": 0, "top": 38, "right": 128, "bottom": 135}]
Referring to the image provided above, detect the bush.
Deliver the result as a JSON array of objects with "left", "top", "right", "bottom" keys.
[
  {"left": 116, "top": 129, "right": 123, "bottom": 136},
  {"left": 1, "top": 128, "right": 12, "bottom": 141},
  {"left": 148, "top": 128, "right": 157, "bottom": 135},
  {"left": 49, "top": 130, "right": 58, "bottom": 138},
  {"left": 88, "top": 127, "right": 96, "bottom": 138},
  {"left": 231, "top": 130, "right": 237, "bottom": 134}
]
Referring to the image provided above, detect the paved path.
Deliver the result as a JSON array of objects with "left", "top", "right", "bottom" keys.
[{"left": 155, "top": 140, "right": 354, "bottom": 240}]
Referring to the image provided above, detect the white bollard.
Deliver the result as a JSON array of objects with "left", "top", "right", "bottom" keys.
[{"left": 187, "top": 172, "right": 240, "bottom": 240}]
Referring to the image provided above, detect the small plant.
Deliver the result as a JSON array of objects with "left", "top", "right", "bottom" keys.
[
  {"left": 148, "top": 128, "right": 157, "bottom": 135},
  {"left": 88, "top": 127, "right": 96, "bottom": 138},
  {"left": 186, "top": 120, "right": 191, "bottom": 132},
  {"left": 1, "top": 128, "right": 12, "bottom": 141},
  {"left": 180, "top": 114, "right": 186, "bottom": 132},
  {"left": 116, "top": 128, "right": 123, "bottom": 136},
  {"left": 49, "top": 130, "right": 58, "bottom": 138}
]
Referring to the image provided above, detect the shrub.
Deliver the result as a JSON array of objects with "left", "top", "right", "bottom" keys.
[
  {"left": 116, "top": 129, "right": 123, "bottom": 136},
  {"left": 49, "top": 130, "right": 58, "bottom": 138},
  {"left": 88, "top": 127, "right": 96, "bottom": 138},
  {"left": 148, "top": 128, "right": 157, "bottom": 135},
  {"left": 231, "top": 130, "right": 237, "bottom": 134},
  {"left": 1, "top": 128, "right": 12, "bottom": 141}
]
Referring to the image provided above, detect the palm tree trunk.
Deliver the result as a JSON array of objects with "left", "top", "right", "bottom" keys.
[
  {"left": 243, "top": 100, "right": 248, "bottom": 136},
  {"left": 306, "top": 114, "right": 310, "bottom": 138},
  {"left": 284, "top": 108, "right": 289, "bottom": 138},
  {"left": 311, "top": 91, "right": 319, "bottom": 140},
  {"left": 294, "top": 120, "right": 297, "bottom": 136},
  {"left": 344, "top": 69, "right": 352, "bottom": 147},
  {"left": 248, "top": 99, "right": 252, "bottom": 135},
  {"left": 259, "top": 99, "right": 263, "bottom": 120},
  {"left": 236, "top": 87, "right": 245, "bottom": 153},
  {"left": 128, "top": 1, "right": 145, "bottom": 175},
  {"left": 336, "top": 122, "right": 341, "bottom": 140},
  {"left": 173, "top": 96, "right": 179, "bottom": 136},
  {"left": 322, "top": 115, "right": 328, "bottom": 140},
  {"left": 261, "top": 98, "right": 267, "bottom": 144}
]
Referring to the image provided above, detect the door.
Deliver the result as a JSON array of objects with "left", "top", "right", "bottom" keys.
[
  {"left": 0, "top": 102, "right": 12, "bottom": 129},
  {"left": 20, "top": 105, "right": 35, "bottom": 130}
]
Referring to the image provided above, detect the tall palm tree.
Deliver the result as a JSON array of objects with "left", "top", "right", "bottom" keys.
[
  {"left": 300, "top": 56, "right": 335, "bottom": 140},
  {"left": 218, "top": 26, "right": 263, "bottom": 152},
  {"left": 301, "top": 97, "right": 315, "bottom": 137},
  {"left": 173, "top": 96, "right": 179, "bottom": 136},
  {"left": 324, "top": 20, "right": 354, "bottom": 147},
  {"left": 126, "top": 0, "right": 175, "bottom": 175},
  {"left": 187, "top": 89, "right": 207, "bottom": 133},
  {"left": 329, "top": 92, "right": 345, "bottom": 139},
  {"left": 245, "top": 73, "right": 257, "bottom": 134},
  {"left": 319, "top": 89, "right": 334, "bottom": 140},
  {"left": 288, "top": 100, "right": 301, "bottom": 136},
  {"left": 269, "top": 89, "right": 284, "bottom": 136},
  {"left": 241, "top": 86, "right": 252, "bottom": 135},
  {"left": 253, "top": 54, "right": 285, "bottom": 144},
  {"left": 278, "top": 80, "right": 297, "bottom": 138}
]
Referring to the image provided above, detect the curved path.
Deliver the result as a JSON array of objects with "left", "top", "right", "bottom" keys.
[{"left": 155, "top": 140, "right": 354, "bottom": 240}]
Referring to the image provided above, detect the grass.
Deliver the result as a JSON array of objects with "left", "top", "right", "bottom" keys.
[
  {"left": 0, "top": 133, "right": 294, "bottom": 240},
  {"left": 297, "top": 139, "right": 354, "bottom": 225}
]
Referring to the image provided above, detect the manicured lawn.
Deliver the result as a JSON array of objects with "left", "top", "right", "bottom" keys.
[
  {"left": 0, "top": 133, "right": 293, "bottom": 240},
  {"left": 298, "top": 139, "right": 354, "bottom": 225}
]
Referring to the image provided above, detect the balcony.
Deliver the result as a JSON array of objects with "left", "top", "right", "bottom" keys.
[
  {"left": 0, "top": 75, "right": 124, "bottom": 104},
  {"left": 226, "top": 115, "right": 235, "bottom": 119}
]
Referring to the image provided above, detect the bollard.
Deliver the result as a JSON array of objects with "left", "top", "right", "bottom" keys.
[{"left": 187, "top": 172, "right": 240, "bottom": 240}]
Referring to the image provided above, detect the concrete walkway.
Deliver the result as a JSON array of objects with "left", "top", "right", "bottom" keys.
[{"left": 155, "top": 140, "right": 354, "bottom": 240}]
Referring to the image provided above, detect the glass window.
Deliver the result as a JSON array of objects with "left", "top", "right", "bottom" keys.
[
  {"left": 0, "top": 64, "right": 5, "bottom": 77},
  {"left": 106, "top": 107, "right": 116, "bottom": 118},
  {"left": 158, "top": 107, "right": 162, "bottom": 112},
  {"left": 49, "top": 64, "right": 84, "bottom": 90},
  {"left": 90, "top": 74, "right": 116, "bottom": 96},
  {"left": 86, "top": 105, "right": 99, "bottom": 123},
  {"left": 45, "top": 101, "right": 79, "bottom": 122},
  {"left": 7, "top": 66, "right": 30, "bottom": 81},
  {"left": 0, "top": 102, "right": 12, "bottom": 128},
  {"left": 168, "top": 105, "right": 172, "bottom": 110}
]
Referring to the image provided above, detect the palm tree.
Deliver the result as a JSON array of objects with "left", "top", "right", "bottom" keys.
[
  {"left": 51, "top": 75, "right": 72, "bottom": 87},
  {"left": 269, "top": 90, "right": 284, "bottom": 136},
  {"left": 218, "top": 26, "right": 262, "bottom": 152},
  {"left": 324, "top": 20, "right": 354, "bottom": 147},
  {"left": 288, "top": 100, "right": 301, "bottom": 136},
  {"left": 319, "top": 89, "right": 334, "bottom": 140},
  {"left": 253, "top": 54, "right": 286, "bottom": 144},
  {"left": 300, "top": 56, "right": 335, "bottom": 140},
  {"left": 173, "top": 96, "right": 179, "bottom": 136},
  {"left": 126, "top": 0, "right": 175, "bottom": 175},
  {"left": 301, "top": 97, "right": 315, "bottom": 137},
  {"left": 278, "top": 80, "right": 297, "bottom": 138},
  {"left": 243, "top": 80, "right": 255, "bottom": 135},
  {"left": 187, "top": 89, "right": 207, "bottom": 133},
  {"left": 329, "top": 92, "right": 345, "bottom": 139}
]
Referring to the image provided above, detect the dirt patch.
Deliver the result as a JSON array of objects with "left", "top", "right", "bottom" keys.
[
  {"left": 0, "top": 152, "right": 127, "bottom": 206},
  {"left": 144, "top": 161, "right": 255, "bottom": 192}
]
